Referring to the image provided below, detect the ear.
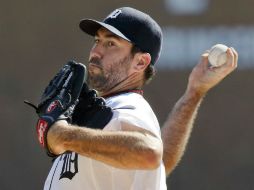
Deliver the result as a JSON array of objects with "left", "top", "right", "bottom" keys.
[{"left": 133, "top": 53, "right": 151, "bottom": 72}]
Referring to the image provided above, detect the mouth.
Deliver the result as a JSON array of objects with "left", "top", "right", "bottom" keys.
[{"left": 89, "top": 63, "right": 101, "bottom": 69}]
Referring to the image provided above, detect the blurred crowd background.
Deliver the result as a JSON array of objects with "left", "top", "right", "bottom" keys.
[{"left": 1, "top": 0, "right": 254, "bottom": 189}]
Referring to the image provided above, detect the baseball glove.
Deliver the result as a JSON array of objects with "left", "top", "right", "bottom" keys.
[
  {"left": 72, "top": 84, "right": 113, "bottom": 129},
  {"left": 25, "top": 60, "right": 86, "bottom": 157}
]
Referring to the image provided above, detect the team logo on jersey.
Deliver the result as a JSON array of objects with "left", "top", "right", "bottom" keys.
[
  {"left": 59, "top": 152, "right": 78, "bottom": 180},
  {"left": 107, "top": 9, "right": 122, "bottom": 19},
  {"left": 47, "top": 100, "right": 59, "bottom": 113}
]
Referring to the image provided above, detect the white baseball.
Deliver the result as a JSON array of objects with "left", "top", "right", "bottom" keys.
[{"left": 208, "top": 44, "right": 228, "bottom": 67}]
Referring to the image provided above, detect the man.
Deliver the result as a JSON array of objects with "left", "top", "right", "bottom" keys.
[
  {"left": 43, "top": 6, "right": 238, "bottom": 190},
  {"left": 44, "top": 7, "right": 166, "bottom": 190}
]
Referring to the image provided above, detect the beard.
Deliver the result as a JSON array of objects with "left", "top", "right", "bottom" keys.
[{"left": 88, "top": 55, "right": 132, "bottom": 92}]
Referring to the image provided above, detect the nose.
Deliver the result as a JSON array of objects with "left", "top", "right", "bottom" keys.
[{"left": 90, "top": 43, "right": 103, "bottom": 59}]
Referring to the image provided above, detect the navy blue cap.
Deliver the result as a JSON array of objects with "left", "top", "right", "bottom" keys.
[{"left": 79, "top": 7, "right": 162, "bottom": 65}]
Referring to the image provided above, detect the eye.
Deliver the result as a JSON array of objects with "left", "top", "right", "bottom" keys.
[
  {"left": 107, "top": 41, "right": 115, "bottom": 47},
  {"left": 94, "top": 38, "right": 99, "bottom": 44}
]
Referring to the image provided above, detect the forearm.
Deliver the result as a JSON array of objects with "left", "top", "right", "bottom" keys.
[
  {"left": 47, "top": 121, "right": 162, "bottom": 169},
  {"left": 162, "top": 88, "right": 204, "bottom": 175}
]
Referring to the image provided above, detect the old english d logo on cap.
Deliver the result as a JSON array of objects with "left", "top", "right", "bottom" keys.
[{"left": 107, "top": 9, "right": 122, "bottom": 19}]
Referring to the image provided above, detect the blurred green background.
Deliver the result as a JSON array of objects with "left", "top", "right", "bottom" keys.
[{"left": 1, "top": 0, "right": 254, "bottom": 189}]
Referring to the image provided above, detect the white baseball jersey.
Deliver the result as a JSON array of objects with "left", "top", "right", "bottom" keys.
[{"left": 44, "top": 92, "right": 167, "bottom": 190}]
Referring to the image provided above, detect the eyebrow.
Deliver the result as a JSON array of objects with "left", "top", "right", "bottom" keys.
[{"left": 95, "top": 31, "right": 123, "bottom": 41}]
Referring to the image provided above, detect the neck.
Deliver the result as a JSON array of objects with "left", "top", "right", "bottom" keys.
[{"left": 99, "top": 73, "right": 144, "bottom": 97}]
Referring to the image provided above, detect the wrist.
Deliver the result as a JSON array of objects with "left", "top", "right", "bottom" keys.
[
  {"left": 47, "top": 120, "right": 69, "bottom": 155},
  {"left": 183, "top": 87, "right": 206, "bottom": 105}
]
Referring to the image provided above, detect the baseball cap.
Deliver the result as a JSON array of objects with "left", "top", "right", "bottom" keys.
[{"left": 79, "top": 7, "right": 162, "bottom": 65}]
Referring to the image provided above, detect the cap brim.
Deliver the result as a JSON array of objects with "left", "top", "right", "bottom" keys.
[{"left": 79, "top": 19, "right": 130, "bottom": 42}]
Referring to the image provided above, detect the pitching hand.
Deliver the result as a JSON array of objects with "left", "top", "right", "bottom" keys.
[{"left": 187, "top": 47, "right": 238, "bottom": 96}]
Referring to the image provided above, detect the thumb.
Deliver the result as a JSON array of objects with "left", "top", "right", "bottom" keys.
[{"left": 198, "top": 52, "right": 209, "bottom": 68}]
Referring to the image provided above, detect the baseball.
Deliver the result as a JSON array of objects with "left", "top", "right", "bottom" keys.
[{"left": 208, "top": 44, "right": 228, "bottom": 67}]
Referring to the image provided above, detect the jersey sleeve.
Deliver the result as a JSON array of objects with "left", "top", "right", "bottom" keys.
[{"left": 104, "top": 105, "right": 161, "bottom": 139}]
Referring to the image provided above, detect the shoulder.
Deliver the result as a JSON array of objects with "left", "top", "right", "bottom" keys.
[
  {"left": 106, "top": 92, "right": 149, "bottom": 110},
  {"left": 105, "top": 93, "right": 161, "bottom": 137}
]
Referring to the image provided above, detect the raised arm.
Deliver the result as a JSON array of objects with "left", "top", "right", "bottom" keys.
[
  {"left": 162, "top": 48, "right": 238, "bottom": 175},
  {"left": 47, "top": 119, "right": 163, "bottom": 170}
]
